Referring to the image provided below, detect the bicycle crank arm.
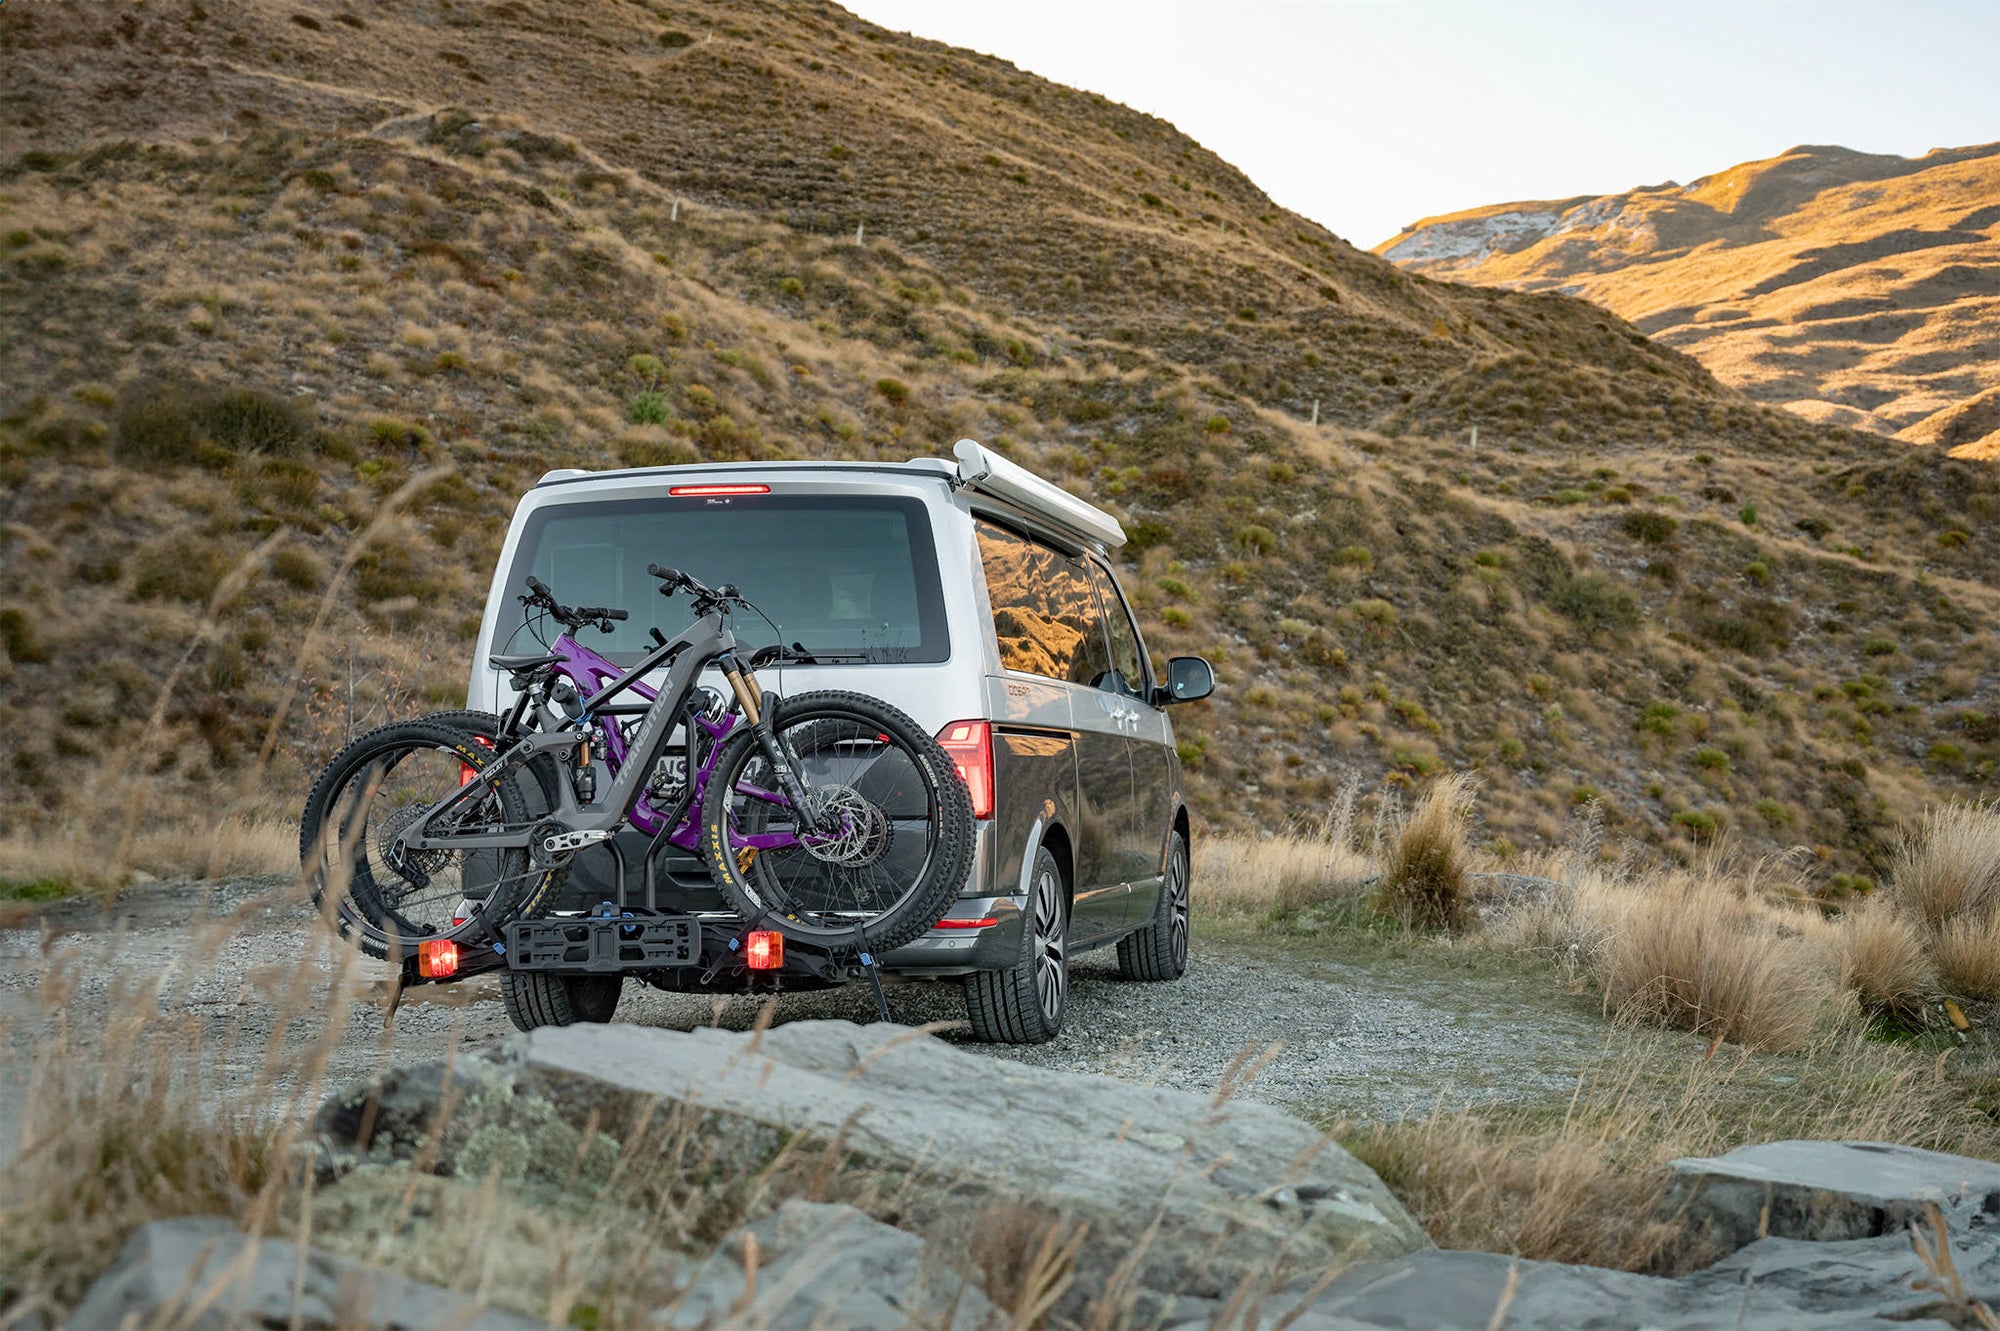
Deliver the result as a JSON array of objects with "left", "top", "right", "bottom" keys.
[{"left": 539, "top": 828, "right": 615, "bottom": 855}]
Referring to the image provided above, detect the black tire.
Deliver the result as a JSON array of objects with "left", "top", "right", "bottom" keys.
[
  {"left": 1118, "top": 831, "right": 1190, "bottom": 981},
  {"left": 299, "top": 719, "right": 561, "bottom": 959},
  {"left": 701, "top": 691, "right": 974, "bottom": 953},
  {"left": 965, "top": 846, "right": 1068, "bottom": 1044},
  {"left": 501, "top": 972, "right": 623, "bottom": 1031}
]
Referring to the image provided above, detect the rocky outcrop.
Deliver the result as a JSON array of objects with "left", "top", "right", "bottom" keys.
[
  {"left": 1666, "top": 1139, "right": 2000, "bottom": 1255},
  {"left": 317, "top": 1020, "right": 1428, "bottom": 1314},
  {"left": 66, "top": 1217, "right": 537, "bottom": 1330}
]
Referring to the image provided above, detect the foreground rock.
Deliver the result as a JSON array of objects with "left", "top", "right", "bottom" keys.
[
  {"left": 663, "top": 1199, "right": 997, "bottom": 1330},
  {"left": 1254, "top": 1224, "right": 2000, "bottom": 1330},
  {"left": 1666, "top": 1139, "right": 2000, "bottom": 1254},
  {"left": 318, "top": 1020, "right": 1427, "bottom": 1312},
  {"left": 67, "top": 1217, "right": 537, "bottom": 1330}
]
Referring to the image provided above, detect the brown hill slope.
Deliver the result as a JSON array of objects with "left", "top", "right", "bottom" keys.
[
  {"left": 2, "top": 1, "right": 1996, "bottom": 891},
  {"left": 1375, "top": 143, "right": 2000, "bottom": 453}
]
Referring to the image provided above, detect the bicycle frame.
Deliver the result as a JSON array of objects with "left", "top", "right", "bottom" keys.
[{"left": 398, "top": 606, "right": 805, "bottom": 858}]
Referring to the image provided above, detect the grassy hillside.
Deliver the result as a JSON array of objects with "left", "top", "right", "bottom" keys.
[
  {"left": 1375, "top": 143, "right": 2000, "bottom": 454},
  {"left": 2, "top": 0, "right": 1996, "bottom": 892}
]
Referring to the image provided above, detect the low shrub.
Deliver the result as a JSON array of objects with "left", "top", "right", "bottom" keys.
[
  {"left": 1546, "top": 571, "right": 1639, "bottom": 632},
  {"left": 114, "top": 382, "right": 309, "bottom": 465},
  {"left": 130, "top": 539, "right": 229, "bottom": 603},
  {"left": 1617, "top": 511, "right": 1678, "bottom": 545}
]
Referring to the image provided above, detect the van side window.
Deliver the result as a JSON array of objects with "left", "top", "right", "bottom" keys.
[
  {"left": 1089, "top": 562, "right": 1147, "bottom": 699},
  {"left": 976, "top": 521, "right": 1112, "bottom": 685}
]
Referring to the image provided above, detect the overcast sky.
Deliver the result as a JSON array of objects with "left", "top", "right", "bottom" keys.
[{"left": 842, "top": 0, "right": 2000, "bottom": 249}]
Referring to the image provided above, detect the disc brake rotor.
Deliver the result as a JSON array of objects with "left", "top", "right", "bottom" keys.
[{"left": 796, "top": 784, "right": 892, "bottom": 868}]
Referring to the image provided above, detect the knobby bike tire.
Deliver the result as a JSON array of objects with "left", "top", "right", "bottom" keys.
[
  {"left": 299, "top": 719, "right": 560, "bottom": 959},
  {"left": 700, "top": 691, "right": 974, "bottom": 954}
]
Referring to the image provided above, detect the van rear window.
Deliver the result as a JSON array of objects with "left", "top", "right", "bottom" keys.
[{"left": 499, "top": 493, "right": 948, "bottom": 665}]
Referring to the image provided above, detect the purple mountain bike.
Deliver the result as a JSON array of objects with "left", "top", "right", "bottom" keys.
[{"left": 299, "top": 565, "right": 974, "bottom": 976}]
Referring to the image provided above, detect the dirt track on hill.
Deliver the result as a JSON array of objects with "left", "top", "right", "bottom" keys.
[{"left": 0, "top": 876, "right": 1612, "bottom": 1159}]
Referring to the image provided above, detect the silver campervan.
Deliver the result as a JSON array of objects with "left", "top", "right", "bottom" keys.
[{"left": 466, "top": 441, "right": 1215, "bottom": 1042}]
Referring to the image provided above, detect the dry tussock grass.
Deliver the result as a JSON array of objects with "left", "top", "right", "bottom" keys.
[
  {"left": 1893, "top": 801, "right": 2000, "bottom": 933},
  {"left": 1935, "top": 913, "right": 2000, "bottom": 1000},
  {"left": 1838, "top": 900, "right": 1937, "bottom": 1020},
  {"left": 1373, "top": 772, "right": 1476, "bottom": 933},
  {"left": 1596, "top": 871, "right": 1835, "bottom": 1052},
  {"left": 1191, "top": 779, "right": 1372, "bottom": 915},
  {"left": 1345, "top": 1028, "right": 1994, "bottom": 1273},
  {"left": 0, "top": 814, "right": 296, "bottom": 892}
]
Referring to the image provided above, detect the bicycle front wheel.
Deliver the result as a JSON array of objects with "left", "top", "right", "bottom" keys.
[{"left": 700, "top": 691, "right": 974, "bottom": 952}]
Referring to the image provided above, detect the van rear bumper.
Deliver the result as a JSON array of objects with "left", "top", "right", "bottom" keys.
[{"left": 878, "top": 893, "right": 1026, "bottom": 976}]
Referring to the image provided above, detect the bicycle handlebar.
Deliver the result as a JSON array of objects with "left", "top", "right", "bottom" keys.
[{"left": 520, "top": 577, "right": 627, "bottom": 631}]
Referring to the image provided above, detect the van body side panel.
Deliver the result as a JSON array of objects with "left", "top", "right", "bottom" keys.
[{"left": 984, "top": 675, "right": 1078, "bottom": 921}]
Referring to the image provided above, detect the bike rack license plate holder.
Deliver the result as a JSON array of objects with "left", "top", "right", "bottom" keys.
[{"left": 505, "top": 915, "right": 699, "bottom": 972}]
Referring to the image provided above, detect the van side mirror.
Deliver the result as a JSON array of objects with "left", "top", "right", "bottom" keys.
[{"left": 1158, "top": 656, "right": 1214, "bottom": 705}]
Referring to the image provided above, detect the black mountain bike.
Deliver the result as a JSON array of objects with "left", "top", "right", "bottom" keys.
[{"left": 300, "top": 565, "right": 975, "bottom": 973}]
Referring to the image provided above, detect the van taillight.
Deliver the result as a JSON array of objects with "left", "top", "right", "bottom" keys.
[
  {"left": 936, "top": 720, "right": 994, "bottom": 820},
  {"left": 668, "top": 483, "right": 770, "bottom": 496}
]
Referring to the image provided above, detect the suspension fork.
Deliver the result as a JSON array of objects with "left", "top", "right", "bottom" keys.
[{"left": 718, "top": 654, "right": 821, "bottom": 834}]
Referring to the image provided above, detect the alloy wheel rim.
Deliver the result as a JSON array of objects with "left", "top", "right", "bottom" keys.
[
  {"left": 1168, "top": 845, "right": 1190, "bottom": 970},
  {"left": 1032, "top": 866, "right": 1066, "bottom": 1025}
]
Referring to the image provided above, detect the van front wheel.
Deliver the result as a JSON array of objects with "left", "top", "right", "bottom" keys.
[{"left": 1117, "top": 832, "right": 1189, "bottom": 982}]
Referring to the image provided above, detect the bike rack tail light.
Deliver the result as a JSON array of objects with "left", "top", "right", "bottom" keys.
[
  {"left": 417, "top": 938, "right": 460, "bottom": 979},
  {"left": 744, "top": 930, "right": 784, "bottom": 970},
  {"left": 936, "top": 720, "right": 994, "bottom": 820}
]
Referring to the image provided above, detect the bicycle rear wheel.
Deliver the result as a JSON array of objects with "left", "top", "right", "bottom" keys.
[
  {"left": 700, "top": 691, "right": 974, "bottom": 953},
  {"left": 299, "top": 720, "right": 559, "bottom": 959}
]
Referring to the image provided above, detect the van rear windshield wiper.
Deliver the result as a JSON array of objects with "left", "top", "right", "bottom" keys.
[{"left": 749, "top": 643, "right": 875, "bottom": 666}]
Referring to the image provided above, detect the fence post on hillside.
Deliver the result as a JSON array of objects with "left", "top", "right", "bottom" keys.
[
  {"left": 1468, "top": 424, "right": 1479, "bottom": 453},
  {"left": 671, "top": 196, "right": 681, "bottom": 223},
  {"left": 855, "top": 222, "right": 865, "bottom": 245},
  {"left": 1311, "top": 398, "right": 1320, "bottom": 427}
]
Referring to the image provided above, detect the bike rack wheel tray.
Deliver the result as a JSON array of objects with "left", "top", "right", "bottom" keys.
[{"left": 505, "top": 905, "right": 699, "bottom": 973}]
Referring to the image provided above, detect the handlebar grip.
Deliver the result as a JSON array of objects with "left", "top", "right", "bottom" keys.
[
  {"left": 647, "top": 564, "right": 682, "bottom": 585},
  {"left": 603, "top": 609, "right": 629, "bottom": 622},
  {"left": 525, "top": 575, "right": 552, "bottom": 598}
]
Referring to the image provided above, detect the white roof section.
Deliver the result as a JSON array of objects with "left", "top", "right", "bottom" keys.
[
  {"left": 951, "top": 440, "right": 1126, "bottom": 550},
  {"left": 529, "top": 441, "right": 1125, "bottom": 551}
]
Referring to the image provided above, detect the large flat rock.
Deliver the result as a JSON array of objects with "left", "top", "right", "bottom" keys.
[
  {"left": 1666, "top": 1140, "right": 2000, "bottom": 1253},
  {"left": 320, "top": 1020, "right": 1427, "bottom": 1309}
]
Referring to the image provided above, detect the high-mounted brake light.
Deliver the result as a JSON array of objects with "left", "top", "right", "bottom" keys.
[
  {"left": 417, "top": 938, "right": 460, "bottom": 978},
  {"left": 936, "top": 720, "right": 994, "bottom": 820},
  {"left": 668, "top": 484, "right": 771, "bottom": 497},
  {"left": 745, "top": 930, "right": 784, "bottom": 970}
]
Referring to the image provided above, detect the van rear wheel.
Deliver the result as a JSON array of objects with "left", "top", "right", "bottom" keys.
[
  {"left": 500, "top": 972, "right": 623, "bottom": 1030},
  {"left": 964, "top": 846, "right": 1067, "bottom": 1044}
]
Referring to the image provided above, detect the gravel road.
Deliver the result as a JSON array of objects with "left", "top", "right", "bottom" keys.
[{"left": 1, "top": 876, "right": 1608, "bottom": 1157}]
